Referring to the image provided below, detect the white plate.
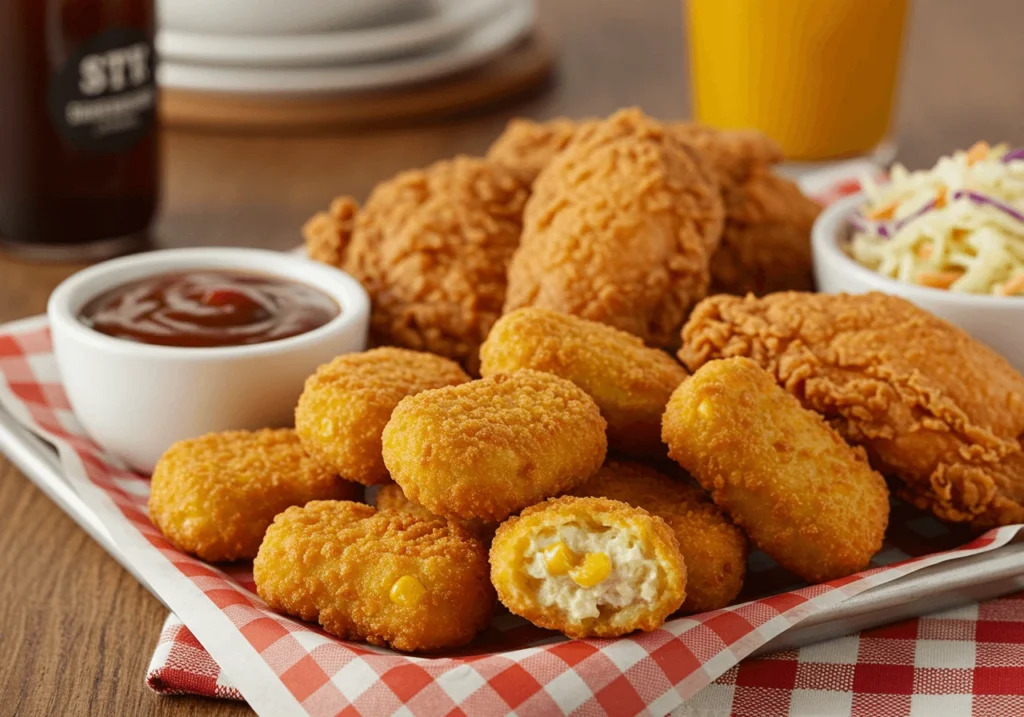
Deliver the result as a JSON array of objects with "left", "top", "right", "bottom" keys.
[
  {"left": 157, "top": 0, "right": 508, "bottom": 68},
  {"left": 157, "top": 0, "right": 534, "bottom": 94}
]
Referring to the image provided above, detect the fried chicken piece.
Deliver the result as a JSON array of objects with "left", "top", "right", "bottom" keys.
[
  {"left": 148, "top": 429, "right": 359, "bottom": 562},
  {"left": 571, "top": 460, "right": 746, "bottom": 612},
  {"left": 503, "top": 108, "right": 725, "bottom": 349},
  {"left": 485, "top": 117, "right": 594, "bottom": 186},
  {"left": 663, "top": 357, "right": 890, "bottom": 583},
  {"left": 382, "top": 370, "right": 607, "bottom": 522},
  {"left": 479, "top": 307, "right": 687, "bottom": 455},
  {"left": 375, "top": 482, "right": 497, "bottom": 543},
  {"left": 671, "top": 123, "right": 821, "bottom": 295},
  {"left": 254, "top": 501, "right": 494, "bottom": 652},
  {"left": 295, "top": 348, "right": 470, "bottom": 485},
  {"left": 490, "top": 496, "right": 686, "bottom": 638},
  {"left": 303, "top": 156, "right": 529, "bottom": 373},
  {"left": 680, "top": 292, "right": 1024, "bottom": 530}
]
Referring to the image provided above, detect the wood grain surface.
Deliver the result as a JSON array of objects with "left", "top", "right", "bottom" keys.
[{"left": 2, "top": 1, "right": 1023, "bottom": 715}]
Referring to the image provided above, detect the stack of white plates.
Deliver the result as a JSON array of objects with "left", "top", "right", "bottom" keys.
[{"left": 156, "top": 0, "right": 535, "bottom": 94}]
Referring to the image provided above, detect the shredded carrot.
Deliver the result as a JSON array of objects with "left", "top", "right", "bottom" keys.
[
  {"left": 916, "top": 245, "right": 933, "bottom": 260},
  {"left": 998, "top": 275, "right": 1024, "bottom": 295},
  {"left": 916, "top": 270, "right": 963, "bottom": 289},
  {"left": 966, "top": 141, "right": 990, "bottom": 165},
  {"left": 934, "top": 186, "right": 947, "bottom": 208},
  {"left": 867, "top": 201, "right": 899, "bottom": 221}
]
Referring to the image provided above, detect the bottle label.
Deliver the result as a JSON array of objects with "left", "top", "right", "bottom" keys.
[{"left": 47, "top": 28, "right": 157, "bottom": 153}]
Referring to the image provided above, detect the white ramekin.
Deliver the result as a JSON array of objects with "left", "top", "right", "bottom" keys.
[
  {"left": 813, "top": 193, "right": 1024, "bottom": 375},
  {"left": 47, "top": 247, "right": 370, "bottom": 473}
]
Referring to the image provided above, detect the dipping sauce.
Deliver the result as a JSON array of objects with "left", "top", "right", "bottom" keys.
[{"left": 79, "top": 270, "right": 339, "bottom": 348}]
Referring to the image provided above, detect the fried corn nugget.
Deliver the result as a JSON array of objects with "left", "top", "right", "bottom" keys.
[
  {"left": 254, "top": 501, "right": 494, "bottom": 652},
  {"left": 375, "top": 482, "right": 497, "bottom": 543},
  {"left": 148, "top": 429, "right": 358, "bottom": 562},
  {"left": 503, "top": 108, "right": 725, "bottom": 349},
  {"left": 295, "top": 348, "right": 470, "bottom": 485},
  {"left": 485, "top": 116, "right": 594, "bottom": 186},
  {"left": 304, "top": 157, "right": 528, "bottom": 372},
  {"left": 479, "top": 308, "right": 687, "bottom": 455},
  {"left": 662, "top": 358, "right": 890, "bottom": 583},
  {"left": 490, "top": 496, "right": 686, "bottom": 638},
  {"left": 382, "top": 370, "right": 607, "bottom": 521},
  {"left": 571, "top": 460, "right": 746, "bottom": 612}
]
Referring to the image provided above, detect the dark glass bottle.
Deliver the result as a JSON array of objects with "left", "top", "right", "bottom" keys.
[{"left": 0, "top": 0, "right": 159, "bottom": 260}]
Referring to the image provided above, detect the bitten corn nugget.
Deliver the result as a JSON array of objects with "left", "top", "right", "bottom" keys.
[
  {"left": 295, "top": 347, "right": 470, "bottom": 485},
  {"left": 480, "top": 308, "right": 687, "bottom": 455},
  {"left": 572, "top": 460, "right": 746, "bottom": 612},
  {"left": 148, "top": 429, "right": 358, "bottom": 562},
  {"left": 254, "top": 500, "right": 494, "bottom": 652},
  {"left": 662, "top": 357, "right": 890, "bottom": 583},
  {"left": 382, "top": 370, "right": 607, "bottom": 522},
  {"left": 490, "top": 496, "right": 686, "bottom": 638}
]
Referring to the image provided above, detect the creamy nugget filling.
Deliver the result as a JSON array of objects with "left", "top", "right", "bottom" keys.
[{"left": 524, "top": 523, "right": 659, "bottom": 620}]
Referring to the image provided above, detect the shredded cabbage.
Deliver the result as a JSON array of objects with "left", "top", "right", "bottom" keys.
[{"left": 849, "top": 143, "right": 1024, "bottom": 295}]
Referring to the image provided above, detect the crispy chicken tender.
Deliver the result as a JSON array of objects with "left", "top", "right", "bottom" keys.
[
  {"left": 503, "top": 108, "right": 725, "bottom": 349},
  {"left": 663, "top": 358, "right": 889, "bottom": 583},
  {"left": 148, "top": 429, "right": 358, "bottom": 562},
  {"left": 382, "top": 370, "right": 607, "bottom": 522},
  {"left": 375, "top": 482, "right": 497, "bottom": 543},
  {"left": 571, "top": 460, "right": 746, "bottom": 612},
  {"left": 254, "top": 501, "right": 494, "bottom": 652},
  {"left": 479, "top": 308, "right": 687, "bottom": 455},
  {"left": 295, "top": 348, "right": 469, "bottom": 485},
  {"left": 485, "top": 117, "right": 594, "bottom": 186},
  {"left": 490, "top": 496, "right": 686, "bottom": 638},
  {"left": 671, "top": 124, "right": 821, "bottom": 295},
  {"left": 303, "top": 156, "right": 529, "bottom": 372},
  {"left": 680, "top": 292, "right": 1024, "bottom": 529}
]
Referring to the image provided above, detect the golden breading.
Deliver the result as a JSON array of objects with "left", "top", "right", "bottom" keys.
[
  {"left": 382, "top": 370, "right": 607, "bottom": 522},
  {"left": 671, "top": 123, "right": 821, "bottom": 295},
  {"left": 303, "top": 156, "right": 528, "bottom": 373},
  {"left": 680, "top": 291, "right": 1024, "bottom": 529},
  {"left": 295, "top": 348, "right": 469, "bottom": 485},
  {"left": 254, "top": 501, "right": 494, "bottom": 652},
  {"left": 303, "top": 196, "right": 357, "bottom": 268},
  {"left": 485, "top": 117, "right": 593, "bottom": 186},
  {"left": 375, "top": 482, "right": 496, "bottom": 543},
  {"left": 571, "top": 460, "right": 746, "bottom": 612},
  {"left": 148, "top": 429, "right": 358, "bottom": 562},
  {"left": 490, "top": 496, "right": 686, "bottom": 638},
  {"left": 503, "top": 108, "right": 725, "bottom": 349},
  {"left": 662, "top": 357, "right": 890, "bottom": 583},
  {"left": 479, "top": 308, "right": 687, "bottom": 455}
]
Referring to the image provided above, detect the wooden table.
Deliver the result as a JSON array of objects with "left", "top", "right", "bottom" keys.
[{"left": 2, "top": 1, "right": 1022, "bottom": 714}]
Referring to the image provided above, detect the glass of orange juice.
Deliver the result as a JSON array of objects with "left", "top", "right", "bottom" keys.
[{"left": 686, "top": 0, "right": 909, "bottom": 162}]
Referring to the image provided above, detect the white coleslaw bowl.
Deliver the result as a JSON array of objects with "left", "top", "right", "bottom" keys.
[
  {"left": 813, "top": 193, "right": 1024, "bottom": 375},
  {"left": 47, "top": 248, "right": 370, "bottom": 473}
]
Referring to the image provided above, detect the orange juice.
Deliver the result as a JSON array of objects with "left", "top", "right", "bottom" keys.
[{"left": 686, "top": 0, "right": 908, "bottom": 160}]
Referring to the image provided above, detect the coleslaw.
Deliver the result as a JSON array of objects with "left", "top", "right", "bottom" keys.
[{"left": 849, "top": 142, "right": 1024, "bottom": 295}]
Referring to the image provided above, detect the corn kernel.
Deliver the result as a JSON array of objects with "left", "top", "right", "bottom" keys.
[
  {"left": 697, "top": 399, "right": 713, "bottom": 419},
  {"left": 570, "top": 552, "right": 612, "bottom": 588},
  {"left": 543, "top": 541, "right": 575, "bottom": 575},
  {"left": 389, "top": 575, "right": 426, "bottom": 607}
]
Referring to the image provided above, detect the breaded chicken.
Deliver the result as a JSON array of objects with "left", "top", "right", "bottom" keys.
[
  {"left": 375, "top": 482, "right": 497, "bottom": 543},
  {"left": 254, "top": 501, "right": 494, "bottom": 652},
  {"left": 663, "top": 357, "right": 890, "bottom": 583},
  {"left": 295, "top": 348, "right": 469, "bottom": 485},
  {"left": 303, "top": 156, "right": 529, "bottom": 373},
  {"left": 680, "top": 292, "right": 1024, "bottom": 529},
  {"left": 490, "top": 496, "right": 686, "bottom": 638},
  {"left": 485, "top": 117, "right": 594, "bottom": 186},
  {"left": 503, "top": 108, "right": 725, "bottom": 349},
  {"left": 571, "top": 460, "right": 746, "bottom": 612},
  {"left": 148, "top": 429, "right": 359, "bottom": 562},
  {"left": 479, "top": 308, "right": 687, "bottom": 455},
  {"left": 671, "top": 124, "right": 822, "bottom": 295},
  {"left": 382, "top": 370, "right": 607, "bottom": 522}
]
